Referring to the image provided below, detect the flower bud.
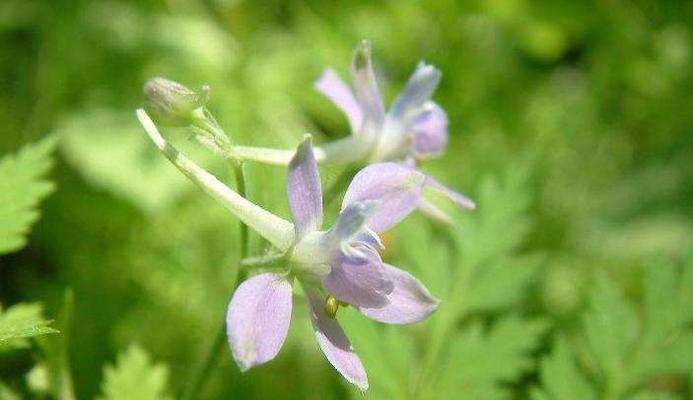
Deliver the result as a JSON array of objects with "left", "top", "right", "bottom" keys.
[{"left": 144, "top": 77, "right": 209, "bottom": 126}]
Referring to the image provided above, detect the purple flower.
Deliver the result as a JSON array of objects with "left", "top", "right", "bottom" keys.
[
  {"left": 313, "top": 40, "right": 475, "bottom": 223},
  {"left": 226, "top": 137, "right": 439, "bottom": 390}
]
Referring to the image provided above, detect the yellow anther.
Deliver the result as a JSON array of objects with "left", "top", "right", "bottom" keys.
[{"left": 325, "top": 295, "right": 340, "bottom": 318}]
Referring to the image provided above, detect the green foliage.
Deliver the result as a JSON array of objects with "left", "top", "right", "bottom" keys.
[
  {"left": 533, "top": 262, "right": 693, "bottom": 400},
  {"left": 434, "top": 315, "right": 548, "bottom": 399},
  {"left": 0, "top": 136, "right": 56, "bottom": 255},
  {"left": 1, "top": 0, "right": 691, "bottom": 399},
  {"left": 97, "top": 344, "right": 172, "bottom": 400},
  {"left": 0, "top": 303, "right": 57, "bottom": 350}
]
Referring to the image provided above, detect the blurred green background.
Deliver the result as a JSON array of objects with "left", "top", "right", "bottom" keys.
[{"left": 1, "top": 0, "right": 691, "bottom": 399}]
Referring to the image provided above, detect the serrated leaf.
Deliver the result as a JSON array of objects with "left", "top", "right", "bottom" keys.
[
  {"left": 97, "top": 344, "right": 172, "bottom": 400},
  {"left": 0, "top": 303, "right": 58, "bottom": 350},
  {"left": 0, "top": 136, "right": 56, "bottom": 255},
  {"left": 435, "top": 315, "right": 548, "bottom": 400},
  {"left": 630, "top": 262, "right": 693, "bottom": 384},
  {"left": 448, "top": 162, "right": 538, "bottom": 316},
  {"left": 582, "top": 272, "right": 639, "bottom": 381},
  {"left": 532, "top": 338, "right": 597, "bottom": 400}
]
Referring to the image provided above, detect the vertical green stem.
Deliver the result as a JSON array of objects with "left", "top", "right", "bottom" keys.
[{"left": 181, "top": 162, "right": 249, "bottom": 400}]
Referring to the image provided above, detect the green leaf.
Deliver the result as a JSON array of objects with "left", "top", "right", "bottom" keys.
[
  {"left": 450, "top": 162, "right": 539, "bottom": 316},
  {"left": 534, "top": 261, "right": 693, "bottom": 399},
  {"left": 97, "top": 344, "right": 172, "bottom": 400},
  {"left": 435, "top": 315, "right": 548, "bottom": 399},
  {"left": 532, "top": 338, "right": 597, "bottom": 400},
  {"left": 0, "top": 380, "right": 21, "bottom": 400},
  {"left": 0, "top": 303, "right": 58, "bottom": 350},
  {"left": 0, "top": 136, "right": 56, "bottom": 255},
  {"left": 630, "top": 261, "right": 693, "bottom": 384},
  {"left": 582, "top": 272, "right": 639, "bottom": 384}
]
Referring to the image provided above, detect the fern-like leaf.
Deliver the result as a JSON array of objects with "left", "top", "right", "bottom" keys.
[
  {"left": 0, "top": 303, "right": 58, "bottom": 350},
  {"left": 0, "top": 136, "right": 57, "bottom": 255},
  {"left": 97, "top": 344, "right": 172, "bottom": 400}
]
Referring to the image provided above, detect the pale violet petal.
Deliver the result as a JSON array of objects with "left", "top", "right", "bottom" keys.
[
  {"left": 351, "top": 41, "right": 385, "bottom": 130},
  {"left": 305, "top": 286, "right": 368, "bottom": 391},
  {"left": 358, "top": 263, "right": 439, "bottom": 324},
  {"left": 390, "top": 62, "right": 442, "bottom": 122},
  {"left": 314, "top": 68, "right": 363, "bottom": 134},
  {"left": 226, "top": 273, "right": 293, "bottom": 372},
  {"left": 323, "top": 246, "right": 393, "bottom": 308},
  {"left": 288, "top": 137, "right": 323, "bottom": 238},
  {"left": 411, "top": 102, "right": 448, "bottom": 158},
  {"left": 342, "top": 163, "right": 426, "bottom": 232}
]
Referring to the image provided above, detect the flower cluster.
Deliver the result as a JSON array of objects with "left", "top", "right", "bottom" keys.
[{"left": 137, "top": 41, "right": 474, "bottom": 391}]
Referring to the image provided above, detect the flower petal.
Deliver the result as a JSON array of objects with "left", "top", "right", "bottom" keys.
[
  {"left": 288, "top": 137, "right": 323, "bottom": 238},
  {"left": 323, "top": 246, "right": 392, "bottom": 308},
  {"left": 390, "top": 62, "right": 442, "bottom": 122},
  {"left": 425, "top": 176, "right": 476, "bottom": 210},
  {"left": 358, "top": 264, "right": 439, "bottom": 324},
  {"left": 305, "top": 286, "right": 368, "bottom": 391},
  {"left": 226, "top": 273, "right": 293, "bottom": 372},
  {"left": 314, "top": 68, "right": 363, "bottom": 134},
  {"left": 351, "top": 41, "right": 385, "bottom": 131},
  {"left": 411, "top": 102, "right": 448, "bottom": 158},
  {"left": 342, "top": 163, "right": 426, "bottom": 232}
]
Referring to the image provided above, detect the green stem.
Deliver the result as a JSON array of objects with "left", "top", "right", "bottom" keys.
[{"left": 180, "top": 162, "right": 249, "bottom": 400}]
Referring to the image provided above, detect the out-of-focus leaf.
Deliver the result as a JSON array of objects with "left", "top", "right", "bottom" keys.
[
  {"left": 58, "top": 109, "right": 193, "bottom": 215},
  {"left": 97, "top": 344, "right": 172, "bottom": 400},
  {"left": 531, "top": 338, "right": 597, "bottom": 400},
  {"left": 435, "top": 315, "right": 548, "bottom": 399},
  {"left": 341, "top": 308, "right": 415, "bottom": 399},
  {"left": 582, "top": 272, "right": 639, "bottom": 382},
  {"left": 0, "top": 136, "right": 56, "bottom": 255},
  {"left": 0, "top": 303, "right": 57, "bottom": 350},
  {"left": 0, "top": 380, "right": 21, "bottom": 400},
  {"left": 534, "top": 261, "right": 693, "bottom": 399}
]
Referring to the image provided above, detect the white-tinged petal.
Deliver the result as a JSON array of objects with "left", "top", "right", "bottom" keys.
[
  {"left": 351, "top": 41, "right": 385, "bottom": 133},
  {"left": 226, "top": 273, "right": 293, "bottom": 371},
  {"left": 314, "top": 68, "right": 363, "bottom": 133},
  {"left": 342, "top": 163, "right": 426, "bottom": 232},
  {"left": 288, "top": 137, "right": 323, "bottom": 238}
]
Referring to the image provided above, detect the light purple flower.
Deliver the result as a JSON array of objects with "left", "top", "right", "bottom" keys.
[
  {"left": 313, "top": 40, "right": 475, "bottom": 222},
  {"left": 221, "top": 41, "right": 475, "bottom": 223},
  {"left": 226, "top": 137, "right": 439, "bottom": 390}
]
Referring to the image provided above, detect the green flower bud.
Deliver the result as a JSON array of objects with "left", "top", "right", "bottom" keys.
[{"left": 143, "top": 77, "right": 209, "bottom": 126}]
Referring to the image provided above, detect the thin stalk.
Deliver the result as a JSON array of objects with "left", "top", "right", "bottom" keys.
[{"left": 179, "top": 164, "right": 250, "bottom": 400}]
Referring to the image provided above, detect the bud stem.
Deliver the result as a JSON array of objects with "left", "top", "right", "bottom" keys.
[{"left": 137, "top": 109, "right": 294, "bottom": 251}]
